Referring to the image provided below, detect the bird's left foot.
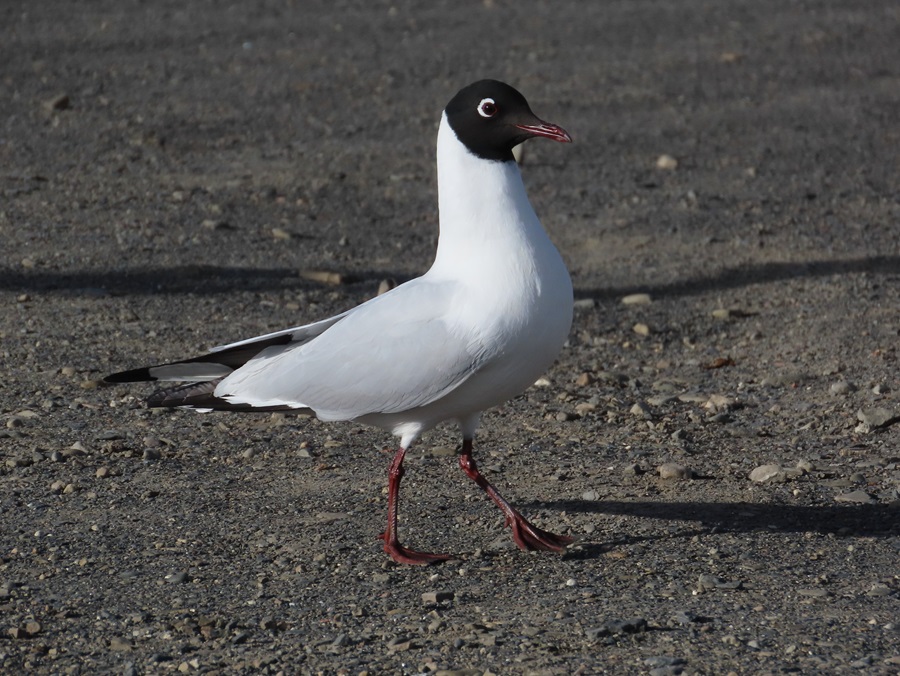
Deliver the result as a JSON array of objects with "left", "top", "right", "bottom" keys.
[{"left": 508, "top": 513, "right": 573, "bottom": 552}]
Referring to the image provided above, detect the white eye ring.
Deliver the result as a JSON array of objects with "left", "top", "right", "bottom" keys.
[{"left": 477, "top": 98, "right": 498, "bottom": 118}]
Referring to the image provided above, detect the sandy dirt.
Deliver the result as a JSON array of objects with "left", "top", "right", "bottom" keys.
[{"left": 2, "top": 1, "right": 899, "bottom": 673}]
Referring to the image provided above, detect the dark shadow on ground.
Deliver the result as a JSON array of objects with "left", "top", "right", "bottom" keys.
[
  {"left": 1, "top": 255, "right": 898, "bottom": 297},
  {"left": 546, "top": 499, "right": 900, "bottom": 539}
]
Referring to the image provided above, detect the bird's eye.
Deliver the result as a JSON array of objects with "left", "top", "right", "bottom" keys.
[{"left": 477, "top": 98, "right": 498, "bottom": 118}]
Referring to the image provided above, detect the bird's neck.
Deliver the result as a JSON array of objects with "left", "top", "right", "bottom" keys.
[{"left": 429, "top": 113, "right": 545, "bottom": 278}]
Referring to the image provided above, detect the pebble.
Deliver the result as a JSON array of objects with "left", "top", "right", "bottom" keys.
[
  {"left": 299, "top": 270, "right": 345, "bottom": 285},
  {"left": 829, "top": 380, "right": 853, "bottom": 395},
  {"left": 585, "top": 617, "right": 649, "bottom": 640},
  {"left": 704, "top": 394, "right": 735, "bottom": 413},
  {"left": 165, "top": 572, "right": 189, "bottom": 584},
  {"left": 696, "top": 574, "right": 742, "bottom": 592},
  {"left": 856, "top": 407, "right": 897, "bottom": 433},
  {"left": 645, "top": 655, "right": 687, "bottom": 676},
  {"left": 45, "top": 93, "right": 70, "bottom": 111},
  {"left": 796, "top": 458, "right": 815, "bottom": 472},
  {"left": 656, "top": 154, "right": 678, "bottom": 170},
  {"left": 143, "top": 448, "right": 162, "bottom": 461},
  {"left": 109, "top": 637, "right": 133, "bottom": 652},
  {"left": 658, "top": 463, "right": 692, "bottom": 480},
  {"left": 630, "top": 402, "right": 652, "bottom": 419},
  {"left": 711, "top": 308, "right": 733, "bottom": 320},
  {"left": 867, "top": 583, "right": 892, "bottom": 597},
  {"left": 421, "top": 591, "right": 454, "bottom": 604},
  {"left": 633, "top": 322, "right": 651, "bottom": 336},
  {"left": 834, "top": 490, "right": 874, "bottom": 504},
  {"left": 96, "top": 467, "right": 110, "bottom": 478},
  {"left": 271, "top": 227, "right": 292, "bottom": 240},
  {"left": 622, "top": 293, "right": 652, "bottom": 305},
  {"left": 574, "top": 372, "right": 593, "bottom": 387},
  {"left": 581, "top": 489, "right": 600, "bottom": 501},
  {"left": 749, "top": 464, "right": 784, "bottom": 483},
  {"left": 377, "top": 278, "right": 397, "bottom": 296}
]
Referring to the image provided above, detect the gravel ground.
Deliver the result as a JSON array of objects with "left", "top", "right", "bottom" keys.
[{"left": 2, "top": 1, "right": 899, "bottom": 674}]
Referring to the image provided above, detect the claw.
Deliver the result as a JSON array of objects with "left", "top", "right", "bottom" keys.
[
  {"left": 508, "top": 515, "right": 573, "bottom": 552},
  {"left": 381, "top": 536, "right": 452, "bottom": 566}
]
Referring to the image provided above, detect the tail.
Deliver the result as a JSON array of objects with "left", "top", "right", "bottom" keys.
[{"left": 145, "top": 380, "right": 296, "bottom": 412}]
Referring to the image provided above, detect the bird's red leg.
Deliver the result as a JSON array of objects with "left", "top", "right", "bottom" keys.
[
  {"left": 379, "top": 446, "right": 451, "bottom": 565},
  {"left": 458, "top": 438, "right": 572, "bottom": 552}
]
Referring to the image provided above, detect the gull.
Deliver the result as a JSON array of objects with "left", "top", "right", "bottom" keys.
[{"left": 106, "top": 79, "right": 574, "bottom": 564}]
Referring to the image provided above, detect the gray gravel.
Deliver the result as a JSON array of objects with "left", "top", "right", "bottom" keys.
[{"left": 2, "top": 1, "right": 900, "bottom": 674}]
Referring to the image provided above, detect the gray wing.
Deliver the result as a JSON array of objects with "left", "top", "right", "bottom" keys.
[
  {"left": 105, "top": 311, "right": 351, "bottom": 384},
  {"left": 215, "top": 279, "right": 489, "bottom": 419}
]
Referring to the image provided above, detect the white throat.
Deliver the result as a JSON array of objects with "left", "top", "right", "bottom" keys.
[{"left": 428, "top": 112, "right": 549, "bottom": 279}]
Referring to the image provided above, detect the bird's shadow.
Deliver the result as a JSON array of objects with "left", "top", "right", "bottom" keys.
[
  {"left": 534, "top": 499, "right": 900, "bottom": 560},
  {"left": 1, "top": 255, "right": 898, "bottom": 299}
]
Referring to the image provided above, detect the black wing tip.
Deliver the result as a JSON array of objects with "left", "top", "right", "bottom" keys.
[
  {"left": 104, "top": 368, "right": 156, "bottom": 384},
  {"left": 144, "top": 380, "right": 294, "bottom": 413}
]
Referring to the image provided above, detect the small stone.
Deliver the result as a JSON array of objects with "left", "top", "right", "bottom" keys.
[
  {"left": 45, "top": 93, "right": 70, "bottom": 111},
  {"left": 165, "top": 572, "right": 189, "bottom": 584},
  {"left": 749, "top": 464, "right": 784, "bottom": 483},
  {"left": 67, "top": 441, "right": 88, "bottom": 455},
  {"left": 630, "top": 401, "right": 652, "bottom": 419},
  {"left": 834, "top": 490, "right": 874, "bottom": 504},
  {"left": 60, "top": 366, "right": 77, "bottom": 377},
  {"left": 704, "top": 394, "right": 735, "bottom": 413},
  {"left": 656, "top": 154, "right": 678, "bottom": 170},
  {"left": 674, "top": 610, "right": 700, "bottom": 625},
  {"left": 658, "top": 463, "right": 692, "bottom": 480},
  {"left": 830, "top": 380, "right": 853, "bottom": 395},
  {"left": 96, "top": 467, "right": 110, "bottom": 478},
  {"left": 6, "top": 417, "right": 24, "bottom": 429},
  {"left": 63, "top": 483, "right": 77, "bottom": 494},
  {"left": 582, "top": 489, "right": 600, "bottom": 501},
  {"left": 24, "top": 621, "right": 41, "bottom": 636},
  {"left": 142, "top": 448, "right": 162, "bottom": 461},
  {"left": 622, "top": 293, "right": 652, "bottom": 305},
  {"left": 796, "top": 458, "right": 815, "bottom": 472},
  {"left": 377, "top": 279, "right": 397, "bottom": 296},
  {"left": 856, "top": 407, "right": 897, "bottom": 433},
  {"left": 711, "top": 308, "right": 733, "bottom": 320},
  {"left": 633, "top": 322, "right": 651, "bottom": 336},
  {"left": 299, "top": 270, "right": 345, "bottom": 285},
  {"left": 421, "top": 591, "right": 454, "bottom": 604},
  {"left": 386, "top": 636, "right": 414, "bottom": 651},
  {"left": 867, "top": 583, "right": 892, "bottom": 597},
  {"left": 271, "top": 227, "right": 292, "bottom": 240},
  {"left": 330, "top": 632, "right": 350, "bottom": 648},
  {"left": 109, "top": 637, "right": 133, "bottom": 652},
  {"left": 50, "top": 480, "right": 66, "bottom": 493},
  {"left": 574, "top": 372, "right": 593, "bottom": 387}
]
